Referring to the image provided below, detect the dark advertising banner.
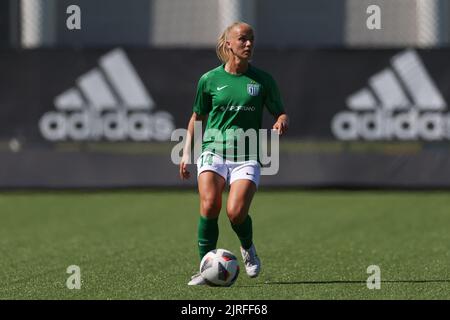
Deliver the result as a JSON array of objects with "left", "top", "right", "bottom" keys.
[{"left": 1, "top": 48, "right": 450, "bottom": 188}]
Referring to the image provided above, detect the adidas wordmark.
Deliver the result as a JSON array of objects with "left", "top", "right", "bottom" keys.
[
  {"left": 332, "top": 49, "right": 448, "bottom": 141},
  {"left": 39, "top": 48, "right": 175, "bottom": 142}
]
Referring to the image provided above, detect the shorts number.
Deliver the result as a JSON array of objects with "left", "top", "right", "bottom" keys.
[{"left": 201, "top": 154, "right": 213, "bottom": 167}]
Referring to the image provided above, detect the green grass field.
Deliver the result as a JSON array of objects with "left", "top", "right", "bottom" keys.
[{"left": 0, "top": 190, "right": 449, "bottom": 299}]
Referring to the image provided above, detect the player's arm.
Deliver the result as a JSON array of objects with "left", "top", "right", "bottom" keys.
[
  {"left": 180, "top": 74, "right": 211, "bottom": 179},
  {"left": 179, "top": 112, "right": 208, "bottom": 180},
  {"left": 265, "top": 74, "right": 288, "bottom": 136}
]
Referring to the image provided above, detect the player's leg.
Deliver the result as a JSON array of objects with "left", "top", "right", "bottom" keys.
[
  {"left": 227, "top": 162, "right": 261, "bottom": 278},
  {"left": 189, "top": 152, "right": 227, "bottom": 285},
  {"left": 188, "top": 171, "right": 225, "bottom": 285},
  {"left": 197, "top": 170, "right": 226, "bottom": 259}
]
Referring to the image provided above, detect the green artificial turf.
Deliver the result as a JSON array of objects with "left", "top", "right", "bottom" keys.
[{"left": 0, "top": 190, "right": 449, "bottom": 299}]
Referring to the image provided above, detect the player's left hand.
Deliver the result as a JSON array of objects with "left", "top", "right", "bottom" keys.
[{"left": 273, "top": 114, "right": 289, "bottom": 136}]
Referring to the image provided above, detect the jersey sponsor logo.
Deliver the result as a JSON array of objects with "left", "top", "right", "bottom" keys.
[
  {"left": 219, "top": 105, "right": 256, "bottom": 112},
  {"left": 39, "top": 48, "right": 175, "bottom": 142},
  {"left": 217, "top": 85, "right": 229, "bottom": 91},
  {"left": 331, "top": 49, "right": 448, "bottom": 141},
  {"left": 247, "top": 83, "right": 260, "bottom": 96}
]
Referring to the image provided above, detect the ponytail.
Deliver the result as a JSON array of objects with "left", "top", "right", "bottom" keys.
[{"left": 216, "top": 29, "right": 229, "bottom": 64}]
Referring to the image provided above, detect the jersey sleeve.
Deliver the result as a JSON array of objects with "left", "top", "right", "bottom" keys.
[
  {"left": 192, "top": 74, "right": 212, "bottom": 115},
  {"left": 264, "top": 75, "right": 285, "bottom": 117}
]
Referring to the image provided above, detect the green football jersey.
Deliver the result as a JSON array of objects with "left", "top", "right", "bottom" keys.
[{"left": 193, "top": 64, "right": 284, "bottom": 162}]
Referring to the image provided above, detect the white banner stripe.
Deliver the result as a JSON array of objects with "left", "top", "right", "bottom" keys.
[
  {"left": 392, "top": 50, "right": 446, "bottom": 110},
  {"left": 100, "top": 48, "right": 154, "bottom": 110},
  {"left": 346, "top": 88, "right": 377, "bottom": 110},
  {"left": 369, "top": 69, "right": 410, "bottom": 110},
  {"left": 54, "top": 88, "right": 85, "bottom": 110},
  {"left": 77, "top": 69, "right": 118, "bottom": 111}
]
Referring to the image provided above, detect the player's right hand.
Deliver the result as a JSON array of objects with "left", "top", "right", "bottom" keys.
[{"left": 179, "top": 159, "right": 191, "bottom": 180}]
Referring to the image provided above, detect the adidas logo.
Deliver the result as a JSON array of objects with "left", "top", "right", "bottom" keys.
[
  {"left": 39, "top": 48, "right": 175, "bottom": 142},
  {"left": 332, "top": 49, "right": 448, "bottom": 141}
]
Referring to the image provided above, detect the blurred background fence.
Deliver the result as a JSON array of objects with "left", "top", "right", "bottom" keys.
[
  {"left": 2, "top": 0, "right": 450, "bottom": 188},
  {"left": 2, "top": 0, "right": 449, "bottom": 49}
]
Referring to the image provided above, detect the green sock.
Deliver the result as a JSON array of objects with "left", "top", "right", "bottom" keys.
[
  {"left": 230, "top": 215, "right": 253, "bottom": 250},
  {"left": 197, "top": 215, "right": 219, "bottom": 260}
]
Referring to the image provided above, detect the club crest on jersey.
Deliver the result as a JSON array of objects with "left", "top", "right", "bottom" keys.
[{"left": 247, "top": 83, "right": 260, "bottom": 96}]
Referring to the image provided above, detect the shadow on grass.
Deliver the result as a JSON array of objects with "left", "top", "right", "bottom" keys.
[{"left": 264, "top": 279, "right": 450, "bottom": 285}]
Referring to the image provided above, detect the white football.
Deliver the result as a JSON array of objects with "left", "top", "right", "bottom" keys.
[{"left": 199, "top": 249, "right": 240, "bottom": 287}]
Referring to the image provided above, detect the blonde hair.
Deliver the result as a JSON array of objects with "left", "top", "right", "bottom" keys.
[{"left": 216, "top": 22, "right": 253, "bottom": 64}]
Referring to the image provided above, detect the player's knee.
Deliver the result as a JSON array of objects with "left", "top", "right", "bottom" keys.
[
  {"left": 228, "top": 213, "right": 247, "bottom": 225},
  {"left": 201, "top": 198, "right": 221, "bottom": 216},
  {"left": 227, "top": 205, "right": 247, "bottom": 224}
]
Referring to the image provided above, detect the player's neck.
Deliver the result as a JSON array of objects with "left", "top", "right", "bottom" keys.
[{"left": 224, "top": 57, "right": 249, "bottom": 75}]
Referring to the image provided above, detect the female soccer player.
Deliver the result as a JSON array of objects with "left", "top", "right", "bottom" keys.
[{"left": 179, "top": 22, "right": 289, "bottom": 285}]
